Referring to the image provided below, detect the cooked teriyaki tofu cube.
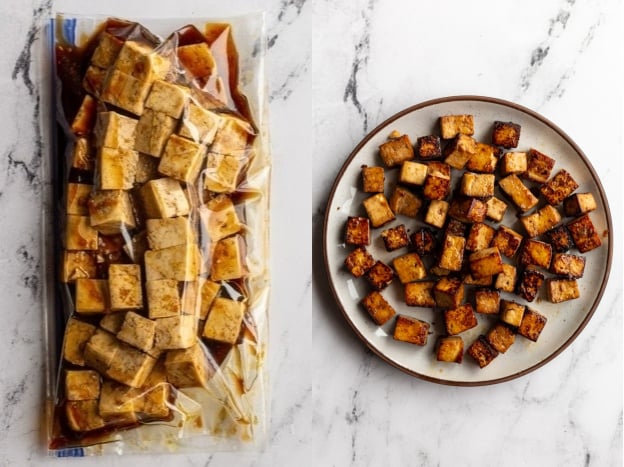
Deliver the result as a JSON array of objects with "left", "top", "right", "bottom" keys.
[
  {"left": 500, "top": 152, "right": 527, "bottom": 176},
  {"left": 411, "top": 228, "right": 436, "bottom": 256},
  {"left": 460, "top": 172, "right": 495, "bottom": 198},
  {"left": 486, "top": 323, "right": 516, "bottom": 353},
  {"left": 393, "top": 315, "right": 430, "bottom": 346},
  {"left": 518, "top": 308, "right": 547, "bottom": 342},
  {"left": 547, "top": 278, "right": 580, "bottom": 303},
  {"left": 443, "top": 134, "right": 477, "bottom": 169},
  {"left": 466, "top": 222, "right": 496, "bottom": 252},
  {"left": 389, "top": 186, "right": 422, "bottom": 218},
  {"left": 399, "top": 161, "right": 428, "bottom": 186},
  {"left": 463, "top": 272, "right": 493, "bottom": 286},
  {"left": 361, "top": 291, "right": 396, "bottom": 325},
  {"left": 448, "top": 197, "right": 487, "bottom": 223},
  {"left": 498, "top": 174, "right": 539, "bottom": 212},
  {"left": 475, "top": 289, "right": 500, "bottom": 314},
  {"left": 516, "top": 265, "right": 545, "bottom": 302},
  {"left": 392, "top": 252, "right": 427, "bottom": 283},
  {"left": 430, "top": 265, "right": 452, "bottom": 277},
  {"left": 466, "top": 142, "right": 500, "bottom": 173},
  {"left": 540, "top": 169, "right": 579, "bottom": 206},
  {"left": 444, "top": 304, "right": 478, "bottom": 335},
  {"left": 519, "top": 205, "right": 561, "bottom": 238},
  {"left": 438, "top": 234, "right": 466, "bottom": 272},
  {"left": 436, "top": 336, "right": 464, "bottom": 363},
  {"left": 424, "top": 200, "right": 449, "bottom": 228},
  {"left": 566, "top": 214, "right": 602, "bottom": 253},
  {"left": 415, "top": 135, "right": 442, "bottom": 160},
  {"left": 365, "top": 261, "right": 395, "bottom": 290},
  {"left": 344, "top": 217, "right": 370, "bottom": 249},
  {"left": 344, "top": 247, "right": 375, "bottom": 278},
  {"left": 468, "top": 335, "right": 499, "bottom": 368},
  {"left": 405, "top": 281, "right": 436, "bottom": 307},
  {"left": 468, "top": 247, "right": 504, "bottom": 278},
  {"left": 423, "top": 162, "right": 451, "bottom": 200},
  {"left": 379, "top": 134, "right": 414, "bottom": 167},
  {"left": 433, "top": 277, "right": 464, "bottom": 309},
  {"left": 519, "top": 239, "right": 553, "bottom": 269},
  {"left": 563, "top": 193, "right": 597, "bottom": 217},
  {"left": 494, "top": 263, "right": 517, "bottom": 293},
  {"left": 439, "top": 114, "right": 474, "bottom": 139},
  {"left": 491, "top": 225, "right": 524, "bottom": 258},
  {"left": 545, "top": 225, "right": 575, "bottom": 252},
  {"left": 500, "top": 300, "right": 526, "bottom": 327},
  {"left": 363, "top": 193, "right": 396, "bottom": 228},
  {"left": 381, "top": 224, "right": 410, "bottom": 251},
  {"left": 550, "top": 253, "right": 586, "bottom": 278},
  {"left": 485, "top": 197, "right": 508, "bottom": 223},
  {"left": 445, "top": 218, "right": 467, "bottom": 237},
  {"left": 361, "top": 166, "right": 385, "bottom": 193},
  {"left": 524, "top": 148, "right": 555, "bottom": 183},
  {"left": 492, "top": 121, "right": 521, "bottom": 148}
]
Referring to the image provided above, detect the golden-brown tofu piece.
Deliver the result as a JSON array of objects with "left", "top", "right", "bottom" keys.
[
  {"left": 399, "top": 161, "right": 428, "bottom": 186},
  {"left": 519, "top": 205, "right": 561, "bottom": 238},
  {"left": 475, "top": 289, "right": 500, "bottom": 314},
  {"left": 486, "top": 197, "right": 508, "bottom": 223},
  {"left": 500, "top": 152, "right": 527, "bottom": 176},
  {"left": 486, "top": 323, "right": 516, "bottom": 353},
  {"left": 445, "top": 218, "right": 466, "bottom": 237},
  {"left": 468, "top": 335, "right": 498, "bottom": 368},
  {"left": 468, "top": 247, "right": 503, "bottom": 278},
  {"left": 411, "top": 228, "right": 436, "bottom": 256},
  {"left": 466, "top": 143, "right": 500, "bottom": 173},
  {"left": 63, "top": 318, "right": 97, "bottom": 366},
  {"left": 550, "top": 253, "right": 586, "bottom": 278},
  {"left": 345, "top": 216, "right": 370, "bottom": 246},
  {"left": 71, "top": 95, "right": 97, "bottom": 137},
  {"left": 439, "top": 114, "right": 474, "bottom": 139},
  {"left": 405, "top": 281, "right": 436, "bottom": 307},
  {"left": 392, "top": 253, "right": 427, "bottom": 284},
  {"left": 518, "top": 308, "right": 547, "bottom": 342},
  {"left": 448, "top": 197, "right": 487, "bottom": 223},
  {"left": 424, "top": 200, "right": 449, "bottom": 228},
  {"left": 460, "top": 172, "right": 495, "bottom": 198},
  {"left": 361, "top": 166, "right": 385, "bottom": 193},
  {"left": 443, "top": 134, "right": 476, "bottom": 169},
  {"left": 65, "top": 369, "right": 101, "bottom": 401},
  {"left": 438, "top": 234, "right": 466, "bottom": 272},
  {"left": 203, "top": 297, "right": 245, "bottom": 345},
  {"left": 466, "top": 222, "right": 495, "bottom": 252},
  {"left": 436, "top": 336, "right": 464, "bottom": 363},
  {"left": 524, "top": 148, "right": 555, "bottom": 183},
  {"left": 415, "top": 135, "right": 442, "bottom": 160},
  {"left": 444, "top": 304, "right": 478, "bottom": 335},
  {"left": 567, "top": 214, "right": 602, "bottom": 253},
  {"left": 361, "top": 291, "right": 396, "bottom": 325},
  {"left": 393, "top": 315, "right": 430, "bottom": 346},
  {"left": 365, "top": 261, "right": 395, "bottom": 290},
  {"left": 498, "top": 174, "right": 538, "bottom": 212},
  {"left": 177, "top": 42, "right": 216, "bottom": 81},
  {"left": 389, "top": 187, "right": 422, "bottom": 218},
  {"left": 463, "top": 273, "right": 493, "bottom": 287},
  {"left": 379, "top": 134, "right": 414, "bottom": 167},
  {"left": 433, "top": 277, "right": 464, "bottom": 309},
  {"left": 519, "top": 239, "right": 552, "bottom": 269},
  {"left": 540, "top": 169, "right": 579, "bottom": 206},
  {"left": 545, "top": 225, "right": 574, "bottom": 252},
  {"left": 563, "top": 193, "right": 597, "bottom": 217},
  {"left": 381, "top": 224, "right": 409, "bottom": 251},
  {"left": 423, "top": 162, "right": 451, "bottom": 200},
  {"left": 516, "top": 266, "right": 544, "bottom": 302},
  {"left": 344, "top": 247, "right": 375, "bottom": 278},
  {"left": 71, "top": 137, "right": 94, "bottom": 172},
  {"left": 494, "top": 263, "right": 517, "bottom": 293},
  {"left": 492, "top": 121, "right": 521, "bottom": 148},
  {"left": 363, "top": 193, "right": 395, "bottom": 228},
  {"left": 491, "top": 225, "right": 523, "bottom": 258},
  {"left": 165, "top": 342, "right": 215, "bottom": 388},
  {"left": 500, "top": 300, "right": 525, "bottom": 327},
  {"left": 547, "top": 278, "right": 580, "bottom": 303},
  {"left": 66, "top": 400, "right": 106, "bottom": 432}
]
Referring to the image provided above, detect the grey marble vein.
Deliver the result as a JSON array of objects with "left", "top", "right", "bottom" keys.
[{"left": 270, "top": 57, "right": 309, "bottom": 102}]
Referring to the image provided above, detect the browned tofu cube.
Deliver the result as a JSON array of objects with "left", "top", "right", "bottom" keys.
[
  {"left": 448, "top": 197, "right": 487, "bottom": 223},
  {"left": 365, "top": 261, "right": 395, "bottom": 290},
  {"left": 361, "top": 291, "right": 396, "bottom": 325},
  {"left": 524, "top": 148, "right": 555, "bottom": 183},
  {"left": 498, "top": 174, "right": 539, "bottom": 212},
  {"left": 500, "top": 152, "right": 527, "bottom": 176},
  {"left": 436, "top": 336, "right": 464, "bottom": 363},
  {"left": 500, "top": 300, "right": 525, "bottom": 327},
  {"left": 361, "top": 166, "right": 385, "bottom": 193},
  {"left": 392, "top": 253, "right": 427, "bottom": 284},
  {"left": 491, "top": 225, "right": 524, "bottom": 258},
  {"left": 439, "top": 114, "right": 474, "bottom": 139},
  {"left": 466, "top": 143, "right": 500, "bottom": 173},
  {"left": 518, "top": 308, "right": 547, "bottom": 342},
  {"left": 379, "top": 134, "right": 414, "bottom": 167},
  {"left": 486, "top": 323, "right": 516, "bottom": 353},
  {"left": 424, "top": 200, "right": 449, "bottom": 228},
  {"left": 345, "top": 216, "right": 370, "bottom": 246},
  {"left": 545, "top": 225, "right": 574, "bottom": 252},
  {"left": 519, "top": 239, "right": 552, "bottom": 269},
  {"left": 405, "top": 281, "right": 436, "bottom": 307},
  {"left": 363, "top": 193, "right": 396, "bottom": 228},
  {"left": 494, "top": 263, "right": 517, "bottom": 293},
  {"left": 563, "top": 193, "right": 597, "bottom": 217},
  {"left": 516, "top": 265, "right": 545, "bottom": 302},
  {"left": 430, "top": 266, "right": 452, "bottom": 277},
  {"left": 460, "top": 172, "right": 495, "bottom": 197},
  {"left": 486, "top": 197, "right": 508, "bottom": 223},
  {"left": 520, "top": 205, "right": 561, "bottom": 238},
  {"left": 434, "top": 277, "right": 464, "bottom": 309},
  {"left": 468, "top": 336, "right": 499, "bottom": 368},
  {"left": 393, "top": 315, "right": 430, "bottom": 346},
  {"left": 399, "top": 161, "right": 428, "bottom": 186},
  {"left": 469, "top": 247, "right": 503, "bottom": 278},
  {"left": 547, "top": 278, "right": 580, "bottom": 303},
  {"left": 550, "top": 253, "right": 586, "bottom": 278},
  {"left": 466, "top": 222, "right": 496, "bottom": 252},
  {"left": 389, "top": 186, "right": 422, "bottom": 218},
  {"left": 423, "top": 162, "right": 451, "bottom": 200},
  {"left": 445, "top": 218, "right": 467, "bottom": 237},
  {"left": 344, "top": 247, "right": 375, "bottom": 278},
  {"left": 443, "top": 134, "right": 476, "bottom": 169},
  {"left": 475, "top": 289, "right": 500, "bottom": 314},
  {"left": 438, "top": 234, "right": 466, "bottom": 272},
  {"left": 567, "top": 214, "right": 602, "bottom": 253},
  {"left": 381, "top": 224, "right": 410, "bottom": 251},
  {"left": 540, "top": 169, "right": 579, "bottom": 206},
  {"left": 411, "top": 228, "right": 436, "bottom": 256},
  {"left": 444, "top": 304, "right": 478, "bottom": 335},
  {"left": 492, "top": 121, "right": 521, "bottom": 148},
  {"left": 463, "top": 273, "right": 493, "bottom": 287},
  {"left": 415, "top": 135, "right": 442, "bottom": 160}
]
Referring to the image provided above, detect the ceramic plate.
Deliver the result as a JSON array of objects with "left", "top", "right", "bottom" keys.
[{"left": 323, "top": 96, "right": 612, "bottom": 386}]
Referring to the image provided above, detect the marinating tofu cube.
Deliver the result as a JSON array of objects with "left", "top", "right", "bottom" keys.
[
  {"left": 97, "top": 147, "right": 139, "bottom": 190},
  {"left": 494, "top": 263, "right": 517, "bottom": 293},
  {"left": 392, "top": 253, "right": 427, "bottom": 284},
  {"left": 84, "top": 329, "right": 119, "bottom": 374},
  {"left": 62, "top": 250, "right": 97, "bottom": 283},
  {"left": 547, "top": 278, "right": 580, "bottom": 303},
  {"left": 100, "top": 311, "right": 127, "bottom": 334},
  {"left": 444, "top": 304, "right": 478, "bottom": 335},
  {"left": 433, "top": 277, "right": 464, "bottom": 309},
  {"left": 540, "top": 169, "right": 579, "bottom": 206},
  {"left": 520, "top": 205, "right": 561, "bottom": 238},
  {"left": 463, "top": 273, "right": 493, "bottom": 287},
  {"left": 63, "top": 318, "right": 97, "bottom": 366},
  {"left": 165, "top": 342, "right": 215, "bottom": 388},
  {"left": 381, "top": 224, "right": 409, "bottom": 251},
  {"left": 361, "top": 166, "right": 385, "bottom": 193},
  {"left": 524, "top": 148, "right": 555, "bottom": 183},
  {"left": 90, "top": 32, "right": 124, "bottom": 68},
  {"left": 66, "top": 215, "right": 98, "bottom": 251},
  {"left": 415, "top": 135, "right": 442, "bottom": 160},
  {"left": 94, "top": 111, "right": 138, "bottom": 150},
  {"left": 500, "top": 152, "right": 527, "bottom": 176},
  {"left": 361, "top": 291, "right": 396, "bottom": 325},
  {"left": 466, "top": 222, "right": 495, "bottom": 251},
  {"left": 88, "top": 190, "right": 136, "bottom": 235},
  {"left": 65, "top": 370, "right": 101, "bottom": 401},
  {"left": 101, "top": 69, "right": 152, "bottom": 116},
  {"left": 486, "top": 323, "right": 516, "bottom": 353},
  {"left": 469, "top": 247, "right": 503, "bottom": 278},
  {"left": 98, "top": 380, "right": 142, "bottom": 421},
  {"left": 491, "top": 225, "right": 523, "bottom": 258},
  {"left": 199, "top": 279, "right": 220, "bottom": 321},
  {"left": 210, "top": 235, "right": 247, "bottom": 281},
  {"left": 133, "top": 108, "right": 177, "bottom": 157},
  {"left": 116, "top": 311, "right": 155, "bottom": 352},
  {"left": 545, "top": 225, "right": 575, "bottom": 252},
  {"left": 460, "top": 172, "right": 495, "bottom": 197},
  {"left": 438, "top": 234, "right": 466, "bottom": 272},
  {"left": 203, "top": 297, "right": 245, "bottom": 344},
  {"left": 140, "top": 178, "right": 190, "bottom": 218},
  {"left": 405, "top": 281, "right": 436, "bottom": 307},
  {"left": 519, "top": 239, "right": 552, "bottom": 269},
  {"left": 146, "top": 217, "right": 194, "bottom": 251},
  {"left": 389, "top": 186, "right": 422, "bottom": 218},
  {"left": 146, "top": 280, "right": 181, "bottom": 319},
  {"left": 139, "top": 361, "right": 170, "bottom": 419},
  {"left": 210, "top": 117, "right": 251, "bottom": 157},
  {"left": 518, "top": 308, "right": 547, "bottom": 342},
  {"left": 75, "top": 278, "right": 109, "bottom": 314},
  {"left": 492, "top": 121, "right": 521, "bottom": 148},
  {"left": 448, "top": 197, "right": 487, "bottom": 223},
  {"left": 486, "top": 197, "right": 508, "bottom": 222},
  {"left": 399, "top": 161, "right": 428, "bottom": 186},
  {"left": 154, "top": 314, "right": 197, "bottom": 350},
  {"left": 145, "top": 243, "right": 201, "bottom": 281},
  {"left": 567, "top": 214, "right": 602, "bottom": 253},
  {"left": 443, "top": 134, "right": 476, "bottom": 169},
  {"left": 498, "top": 174, "right": 538, "bottom": 212},
  {"left": 563, "top": 193, "right": 597, "bottom": 217},
  {"left": 199, "top": 195, "right": 242, "bottom": 242},
  {"left": 83, "top": 64, "right": 108, "bottom": 95},
  {"left": 345, "top": 247, "right": 375, "bottom": 278},
  {"left": 345, "top": 216, "right": 370, "bottom": 246},
  {"left": 66, "top": 400, "right": 106, "bottom": 432},
  {"left": 71, "top": 137, "right": 94, "bottom": 172},
  {"left": 66, "top": 183, "right": 93, "bottom": 216},
  {"left": 366, "top": 261, "right": 395, "bottom": 290},
  {"left": 134, "top": 153, "right": 160, "bottom": 183},
  {"left": 423, "top": 162, "right": 451, "bottom": 200},
  {"left": 107, "top": 343, "right": 157, "bottom": 388},
  {"left": 114, "top": 40, "right": 170, "bottom": 81},
  {"left": 204, "top": 153, "right": 244, "bottom": 193},
  {"left": 393, "top": 315, "right": 429, "bottom": 346},
  {"left": 379, "top": 134, "right": 414, "bottom": 167},
  {"left": 436, "top": 336, "right": 464, "bottom": 363},
  {"left": 71, "top": 95, "right": 97, "bottom": 136},
  {"left": 500, "top": 300, "right": 525, "bottom": 327},
  {"left": 475, "top": 289, "right": 500, "bottom": 314},
  {"left": 439, "top": 114, "right": 474, "bottom": 139},
  {"left": 411, "top": 228, "right": 436, "bottom": 256},
  {"left": 177, "top": 42, "right": 216, "bottom": 80},
  {"left": 516, "top": 265, "right": 545, "bottom": 302},
  {"left": 550, "top": 253, "right": 586, "bottom": 278},
  {"left": 363, "top": 193, "right": 395, "bottom": 228},
  {"left": 466, "top": 142, "right": 500, "bottom": 173},
  {"left": 179, "top": 103, "right": 222, "bottom": 144},
  {"left": 144, "top": 80, "right": 189, "bottom": 118},
  {"left": 108, "top": 264, "right": 142, "bottom": 311},
  {"left": 159, "top": 134, "right": 207, "bottom": 182},
  {"left": 424, "top": 200, "right": 449, "bottom": 228}
]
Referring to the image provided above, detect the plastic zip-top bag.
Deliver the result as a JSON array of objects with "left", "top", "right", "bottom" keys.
[{"left": 44, "top": 14, "right": 270, "bottom": 456}]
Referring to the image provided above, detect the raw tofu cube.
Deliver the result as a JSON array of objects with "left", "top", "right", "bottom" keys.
[
  {"left": 492, "top": 121, "right": 521, "bottom": 148},
  {"left": 540, "top": 169, "right": 579, "bottom": 205},
  {"left": 475, "top": 289, "right": 500, "bottom": 314},
  {"left": 71, "top": 95, "right": 97, "bottom": 136},
  {"left": 203, "top": 297, "right": 245, "bottom": 344},
  {"left": 66, "top": 215, "right": 98, "bottom": 251},
  {"left": 98, "top": 147, "right": 139, "bottom": 190},
  {"left": 519, "top": 239, "right": 552, "bottom": 269},
  {"left": 524, "top": 148, "right": 555, "bottom": 183},
  {"left": 91, "top": 32, "right": 123, "bottom": 68},
  {"left": 550, "top": 253, "right": 586, "bottom": 278},
  {"left": 436, "top": 336, "right": 464, "bottom": 363},
  {"left": 500, "top": 300, "right": 525, "bottom": 327},
  {"left": 210, "top": 117, "right": 251, "bottom": 157},
  {"left": 439, "top": 114, "right": 474, "bottom": 139},
  {"left": 466, "top": 143, "right": 500, "bottom": 173},
  {"left": 82, "top": 65, "right": 107, "bottom": 95},
  {"left": 379, "top": 134, "right": 414, "bottom": 167},
  {"left": 361, "top": 290, "right": 396, "bottom": 325},
  {"left": 520, "top": 205, "right": 561, "bottom": 238},
  {"left": 65, "top": 370, "right": 101, "bottom": 401},
  {"left": 114, "top": 40, "right": 170, "bottom": 81},
  {"left": 411, "top": 228, "right": 436, "bottom": 256},
  {"left": 135, "top": 153, "right": 160, "bottom": 183},
  {"left": 466, "top": 222, "right": 495, "bottom": 252},
  {"left": 518, "top": 308, "right": 547, "bottom": 342},
  {"left": 98, "top": 380, "right": 142, "bottom": 420},
  {"left": 63, "top": 318, "right": 96, "bottom": 366},
  {"left": 71, "top": 137, "right": 94, "bottom": 171},
  {"left": 491, "top": 225, "right": 523, "bottom": 258},
  {"left": 393, "top": 315, "right": 429, "bottom": 346},
  {"left": 443, "top": 134, "right": 476, "bottom": 169},
  {"left": 469, "top": 247, "right": 503, "bottom": 278},
  {"left": 154, "top": 314, "right": 196, "bottom": 349},
  {"left": 134, "top": 108, "right": 177, "bottom": 157},
  {"left": 101, "top": 69, "right": 152, "bottom": 116},
  {"left": 204, "top": 153, "right": 244, "bottom": 193},
  {"left": 88, "top": 190, "right": 136, "bottom": 235},
  {"left": 486, "top": 323, "right": 516, "bottom": 353},
  {"left": 84, "top": 329, "right": 119, "bottom": 374},
  {"left": 107, "top": 343, "right": 157, "bottom": 388},
  {"left": 140, "top": 178, "right": 190, "bottom": 218},
  {"left": 460, "top": 172, "right": 495, "bottom": 197},
  {"left": 62, "top": 250, "right": 97, "bottom": 283},
  {"left": 444, "top": 304, "right": 478, "bottom": 335},
  {"left": 392, "top": 253, "right": 427, "bottom": 284},
  {"left": 210, "top": 235, "right": 247, "bottom": 281},
  {"left": 415, "top": 135, "right": 442, "bottom": 159},
  {"left": 434, "top": 277, "right": 464, "bottom": 309},
  {"left": 500, "top": 152, "right": 527, "bottom": 176},
  {"left": 563, "top": 193, "right": 597, "bottom": 217},
  {"left": 498, "top": 174, "right": 538, "bottom": 212},
  {"left": 363, "top": 193, "right": 395, "bottom": 228},
  {"left": 448, "top": 197, "right": 487, "bottom": 223},
  {"left": 159, "top": 134, "right": 207, "bottom": 182},
  {"left": 365, "top": 260, "right": 395, "bottom": 290},
  {"left": 545, "top": 225, "right": 574, "bottom": 252},
  {"left": 66, "top": 183, "right": 93, "bottom": 216},
  {"left": 405, "top": 281, "right": 436, "bottom": 307},
  {"left": 165, "top": 342, "right": 215, "bottom": 388},
  {"left": 199, "top": 279, "right": 220, "bottom": 320},
  {"left": 399, "top": 161, "right": 428, "bottom": 185},
  {"left": 116, "top": 311, "right": 155, "bottom": 352},
  {"left": 547, "top": 278, "right": 580, "bottom": 303},
  {"left": 389, "top": 186, "right": 422, "bottom": 218},
  {"left": 179, "top": 102, "right": 222, "bottom": 144},
  {"left": 145, "top": 243, "right": 201, "bottom": 281},
  {"left": 362, "top": 166, "right": 385, "bottom": 192},
  {"left": 146, "top": 279, "right": 181, "bottom": 319},
  {"left": 145, "top": 80, "right": 189, "bottom": 118},
  {"left": 380, "top": 224, "right": 409, "bottom": 251},
  {"left": 424, "top": 200, "right": 449, "bottom": 228},
  {"left": 146, "top": 216, "right": 194, "bottom": 250},
  {"left": 567, "top": 214, "right": 602, "bottom": 253},
  {"left": 99, "top": 311, "right": 127, "bottom": 334},
  {"left": 423, "top": 162, "right": 451, "bottom": 200},
  {"left": 494, "top": 263, "right": 517, "bottom": 293},
  {"left": 177, "top": 42, "right": 216, "bottom": 80},
  {"left": 75, "top": 278, "right": 109, "bottom": 314},
  {"left": 438, "top": 234, "right": 466, "bottom": 272},
  {"left": 486, "top": 197, "right": 508, "bottom": 222},
  {"left": 516, "top": 265, "right": 544, "bottom": 302},
  {"left": 66, "top": 400, "right": 106, "bottom": 432},
  {"left": 345, "top": 216, "right": 370, "bottom": 246}
]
